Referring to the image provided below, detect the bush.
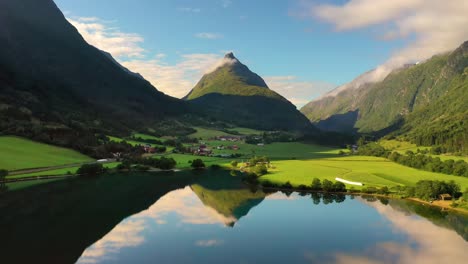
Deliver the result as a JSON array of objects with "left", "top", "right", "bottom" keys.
[
  {"left": 77, "top": 163, "right": 105, "bottom": 176},
  {"left": 191, "top": 159, "right": 206, "bottom": 169}
]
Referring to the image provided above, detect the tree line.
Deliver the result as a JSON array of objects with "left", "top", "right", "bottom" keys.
[{"left": 357, "top": 143, "right": 468, "bottom": 177}]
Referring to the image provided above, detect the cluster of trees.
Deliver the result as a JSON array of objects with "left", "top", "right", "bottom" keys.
[
  {"left": 389, "top": 152, "right": 468, "bottom": 177},
  {"left": 77, "top": 163, "right": 107, "bottom": 176},
  {"left": 247, "top": 156, "right": 270, "bottom": 176},
  {"left": 261, "top": 178, "right": 347, "bottom": 193},
  {"left": 118, "top": 156, "right": 177, "bottom": 171},
  {"left": 405, "top": 180, "right": 461, "bottom": 201},
  {"left": 356, "top": 142, "right": 468, "bottom": 177}
]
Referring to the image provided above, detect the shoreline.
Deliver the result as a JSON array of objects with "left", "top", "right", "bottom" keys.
[
  {"left": 260, "top": 186, "right": 468, "bottom": 215},
  {"left": 3, "top": 169, "right": 468, "bottom": 215}
]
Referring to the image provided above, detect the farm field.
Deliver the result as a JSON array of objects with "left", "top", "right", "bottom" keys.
[
  {"left": 0, "top": 136, "right": 93, "bottom": 171},
  {"left": 260, "top": 156, "right": 468, "bottom": 190}
]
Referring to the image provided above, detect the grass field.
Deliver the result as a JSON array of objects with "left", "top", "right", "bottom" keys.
[
  {"left": 158, "top": 154, "right": 230, "bottom": 169},
  {"left": 260, "top": 156, "right": 468, "bottom": 190},
  {"left": 189, "top": 127, "right": 234, "bottom": 139},
  {"left": 9, "top": 162, "right": 121, "bottom": 179},
  {"left": 0, "top": 136, "right": 93, "bottom": 171}
]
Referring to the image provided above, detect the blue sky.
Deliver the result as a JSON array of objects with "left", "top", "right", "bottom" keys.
[{"left": 54, "top": 0, "right": 468, "bottom": 106}]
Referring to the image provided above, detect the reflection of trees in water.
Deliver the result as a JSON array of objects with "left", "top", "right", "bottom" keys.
[
  {"left": 308, "top": 193, "right": 347, "bottom": 205},
  {"left": 378, "top": 197, "right": 389, "bottom": 205}
]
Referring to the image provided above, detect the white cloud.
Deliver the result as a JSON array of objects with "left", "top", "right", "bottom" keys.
[
  {"left": 265, "top": 76, "right": 336, "bottom": 107},
  {"left": 195, "top": 239, "right": 224, "bottom": 247},
  {"left": 296, "top": 0, "right": 468, "bottom": 85},
  {"left": 122, "top": 53, "right": 223, "bottom": 98},
  {"left": 195, "top": 32, "right": 224, "bottom": 39},
  {"left": 68, "top": 16, "right": 334, "bottom": 104},
  {"left": 67, "top": 17, "right": 145, "bottom": 59}
]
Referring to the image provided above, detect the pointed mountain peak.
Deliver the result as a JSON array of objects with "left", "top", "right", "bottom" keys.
[{"left": 224, "top": 52, "right": 236, "bottom": 60}]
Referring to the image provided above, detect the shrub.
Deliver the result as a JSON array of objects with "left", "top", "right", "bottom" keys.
[
  {"left": 77, "top": 163, "right": 105, "bottom": 176},
  {"left": 191, "top": 159, "right": 206, "bottom": 169}
]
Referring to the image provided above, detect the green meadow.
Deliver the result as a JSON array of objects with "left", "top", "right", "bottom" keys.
[
  {"left": 189, "top": 127, "right": 234, "bottom": 139},
  {"left": 260, "top": 155, "right": 468, "bottom": 190},
  {"left": 0, "top": 136, "right": 93, "bottom": 171}
]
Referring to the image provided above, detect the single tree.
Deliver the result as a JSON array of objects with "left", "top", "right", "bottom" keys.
[
  {"left": 322, "top": 179, "right": 334, "bottom": 192},
  {"left": 311, "top": 178, "right": 322, "bottom": 190}
]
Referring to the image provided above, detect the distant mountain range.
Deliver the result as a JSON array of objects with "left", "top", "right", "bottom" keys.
[
  {"left": 185, "top": 53, "right": 315, "bottom": 131},
  {"left": 301, "top": 41, "right": 468, "bottom": 152}
]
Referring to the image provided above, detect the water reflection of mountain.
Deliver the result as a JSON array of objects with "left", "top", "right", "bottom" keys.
[
  {"left": 0, "top": 172, "right": 196, "bottom": 264},
  {"left": 191, "top": 185, "right": 266, "bottom": 227}
]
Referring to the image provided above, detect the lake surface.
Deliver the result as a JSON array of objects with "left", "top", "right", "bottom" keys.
[{"left": 1, "top": 170, "right": 468, "bottom": 264}]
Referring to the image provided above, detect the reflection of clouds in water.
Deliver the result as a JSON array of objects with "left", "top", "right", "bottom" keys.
[
  {"left": 195, "top": 239, "right": 224, "bottom": 247},
  {"left": 78, "top": 219, "right": 146, "bottom": 263},
  {"left": 77, "top": 187, "right": 234, "bottom": 263},
  {"left": 146, "top": 187, "right": 236, "bottom": 225},
  {"left": 330, "top": 201, "right": 468, "bottom": 264}
]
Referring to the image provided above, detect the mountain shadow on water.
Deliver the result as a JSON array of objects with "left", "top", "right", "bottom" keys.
[{"left": 0, "top": 172, "right": 198, "bottom": 264}]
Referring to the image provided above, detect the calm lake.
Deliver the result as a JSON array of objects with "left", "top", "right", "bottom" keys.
[{"left": 1, "top": 170, "right": 467, "bottom": 264}]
